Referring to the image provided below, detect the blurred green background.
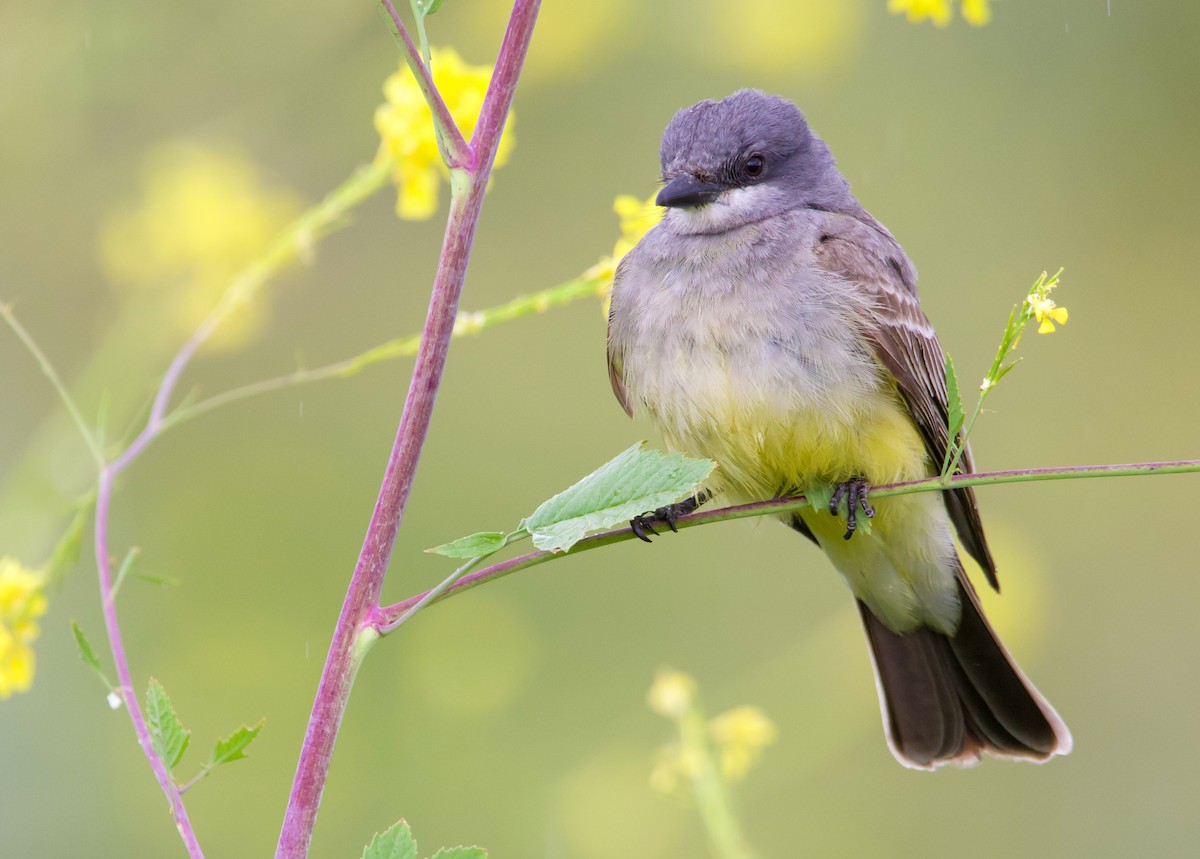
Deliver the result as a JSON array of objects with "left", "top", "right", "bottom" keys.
[{"left": 3, "top": 1, "right": 1200, "bottom": 856}]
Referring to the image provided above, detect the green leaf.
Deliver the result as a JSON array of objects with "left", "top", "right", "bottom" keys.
[
  {"left": 804, "top": 482, "right": 833, "bottom": 516},
  {"left": 944, "top": 356, "right": 965, "bottom": 443},
  {"left": 430, "top": 848, "right": 487, "bottom": 859},
  {"left": 362, "top": 819, "right": 418, "bottom": 859},
  {"left": 45, "top": 508, "right": 87, "bottom": 591},
  {"left": 420, "top": 0, "right": 446, "bottom": 14},
  {"left": 110, "top": 546, "right": 142, "bottom": 600},
  {"left": 145, "top": 678, "right": 191, "bottom": 770},
  {"left": 427, "top": 531, "right": 514, "bottom": 559},
  {"left": 520, "top": 443, "right": 714, "bottom": 553},
  {"left": 71, "top": 621, "right": 113, "bottom": 690},
  {"left": 205, "top": 719, "right": 265, "bottom": 769}
]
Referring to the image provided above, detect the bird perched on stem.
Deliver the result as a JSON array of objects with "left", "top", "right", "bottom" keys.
[{"left": 606, "top": 89, "right": 1071, "bottom": 769}]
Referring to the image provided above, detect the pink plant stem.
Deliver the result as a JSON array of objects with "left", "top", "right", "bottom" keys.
[
  {"left": 373, "top": 458, "right": 1200, "bottom": 626},
  {"left": 274, "top": 3, "right": 540, "bottom": 857},
  {"left": 379, "top": 0, "right": 473, "bottom": 168},
  {"left": 95, "top": 460, "right": 204, "bottom": 858}
]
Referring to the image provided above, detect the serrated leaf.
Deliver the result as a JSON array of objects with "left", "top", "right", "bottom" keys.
[
  {"left": 145, "top": 678, "right": 190, "bottom": 770},
  {"left": 362, "top": 819, "right": 417, "bottom": 859},
  {"left": 206, "top": 719, "right": 264, "bottom": 769},
  {"left": 430, "top": 848, "right": 487, "bottom": 859},
  {"left": 804, "top": 482, "right": 833, "bottom": 515},
  {"left": 427, "top": 531, "right": 512, "bottom": 559},
  {"left": 944, "top": 356, "right": 965, "bottom": 443},
  {"left": 520, "top": 443, "right": 713, "bottom": 553},
  {"left": 71, "top": 621, "right": 113, "bottom": 690}
]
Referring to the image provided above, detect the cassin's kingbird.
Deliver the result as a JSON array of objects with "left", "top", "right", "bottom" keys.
[{"left": 607, "top": 90, "right": 1071, "bottom": 769}]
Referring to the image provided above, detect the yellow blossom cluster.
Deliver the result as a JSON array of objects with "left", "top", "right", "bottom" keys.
[
  {"left": 888, "top": 0, "right": 991, "bottom": 27},
  {"left": 709, "top": 705, "right": 780, "bottom": 780},
  {"left": 0, "top": 558, "right": 47, "bottom": 699},
  {"left": 646, "top": 668, "right": 778, "bottom": 795},
  {"left": 374, "top": 48, "right": 514, "bottom": 220},
  {"left": 98, "top": 143, "right": 303, "bottom": 347}
]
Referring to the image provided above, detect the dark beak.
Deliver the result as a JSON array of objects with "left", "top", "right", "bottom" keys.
[{"left": 656, "top": 174, "right": 723, "bottom": 209}]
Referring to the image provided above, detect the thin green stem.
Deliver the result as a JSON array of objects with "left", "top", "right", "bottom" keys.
[
  {"left": 1, "top": 303, "right": 104, "bottom": 468},
  {"left": 374, "top": 554, "right": 485, "bottom": 634},
  {"left": 163, "top": 274, "right": 604, "bottom": 429},
  {"left": 678, "top": 705, "right": 756, "bottom": 859},
  {"left": 376, "top": 458, "right": 1200, "bottom": 625}
]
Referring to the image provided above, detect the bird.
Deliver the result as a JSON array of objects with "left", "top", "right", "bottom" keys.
[{"left": 605, "top": 89, "right": 1071, "bottom": 769}]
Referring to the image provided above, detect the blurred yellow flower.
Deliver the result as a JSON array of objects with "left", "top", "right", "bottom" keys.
[
  {"left": 961, "top": 0, "right": 993, "bottom": 26},
  {"left": 709, "top": 705, "right": 778, "bottom": 781},
  {"left": 0, "top": 557, "right": 47, "bottom": 699},
  {"left": 98, "top": 143, "right": 304, "bottom": 348},
  {"left": 375, "top": 48, "right": 514, "bottom": 220},
  {"left": 889, "top": 0, "right": 991, "bottom": 26},
  {"left": 703, "top": 0, "right": 865, "bottom": 75},
  {"left": 590, "top": 193, "right": 662, "bottom": 299},
  {"left": 647, "top": 667, "right": 696, "bottom": 720}
]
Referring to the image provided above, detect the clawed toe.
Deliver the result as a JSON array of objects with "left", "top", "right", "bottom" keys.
[
  {"left": 831, "top": 477, "right": 874, "bottom": 540},
  {"left": 628, "top": 494, "right": 705, "bottom": 542}
]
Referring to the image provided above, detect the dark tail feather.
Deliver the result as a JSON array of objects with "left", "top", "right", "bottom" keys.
[{"left": 857, "top": 575, "right": 1072, "bottom": 769}]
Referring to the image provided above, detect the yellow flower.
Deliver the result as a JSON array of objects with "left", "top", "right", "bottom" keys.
[
  {"left": 961, "top": 0, "right": 992, "bottom": 26},
  {"left": 590, "top": 193, "right": 662, "bottom": 299},
  {"left": 708, "top": 706, "right": 778, "bottom": 781},
  {"left": 98, "top": 143, "right": 304, "bottom": 348},
  {"left": 647, "top": 667, "right": 696, "bottom": 720},
  {"left": 0, "top": 558, "right": 48, "bottom": 699},
  {"left": 1026, "top": 295, "right": 1069, "bottom": 334},
  {"left": 888, "top": 0, "right": 953, "bottom": 26},
  {"left": 375, "top": 48, "right": 514, "bottom": 220}
]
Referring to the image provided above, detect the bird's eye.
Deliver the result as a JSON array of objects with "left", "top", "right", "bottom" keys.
[{"left": 744, "top": 154, "right": 766, "bottom": 178}]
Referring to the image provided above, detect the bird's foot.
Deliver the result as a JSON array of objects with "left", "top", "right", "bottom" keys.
[
  {"left": 630, "top": 494, "right": 705, "bottom": 542},
  {"left": 829, "top": 477, "right": 875, "bottom": 540}
]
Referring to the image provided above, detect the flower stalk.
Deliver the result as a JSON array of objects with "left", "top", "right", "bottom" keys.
[{"left": 275, "top": 3, "right": 540, "bottom": 856}]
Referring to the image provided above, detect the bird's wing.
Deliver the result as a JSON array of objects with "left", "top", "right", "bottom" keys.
[
  {"left": 811, "top": 210, "right": 998, "bottom": 588},
  {"left": 606, "top": 258, "right": 634, "bottom": 418}
]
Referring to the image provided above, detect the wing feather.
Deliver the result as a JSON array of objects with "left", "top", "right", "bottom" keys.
[{"left": 811, "top": 211, "right": 998, "bottom": 589}]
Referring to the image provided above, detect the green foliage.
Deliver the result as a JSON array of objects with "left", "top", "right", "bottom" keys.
[
  {"left": 145, "top": 678, "right": 190, "bottom": 770},
  {"left": 941, "top": 355, "right": 965, "bottom": 476},
  {"left": 520, "top": 443, "right": 714, "bottom": 552},
  {"left": 362, "top": 819, "right": 486, "bottom": 859},
  {"left": 45, "top": 507, "right": 87, "bottom": 591},
  {"left": 427, "top": 531, "right": 512, "bottom": 559},
  {"left": 430, "top": 444, "right": 714, "bottom": 559},
  {"left": 205, "top": 720, "right": 265, "bottom": 770},
  {"left": 71, "top": 621, "right": 113, "bottom": 690}
]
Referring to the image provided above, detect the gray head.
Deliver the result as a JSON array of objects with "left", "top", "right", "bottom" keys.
[{"left": 656, "top": 89, "right": 857, "bottom": 234}]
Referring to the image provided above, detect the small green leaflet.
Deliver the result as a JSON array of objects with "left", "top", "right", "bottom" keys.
[
  {"left": 360, "top": 819, "right": 487, "bottom": 859},
  {"left": 944, "top": 356, "right": 965, "bottom": 445},
  {"left": 942, "top": 355, "right": 965, "bottom": 476},
  {"left": 205, "top": 719, "right": 264, "bottom": 769},
  {"left": 71, "top": 621, "right": 114, "bottom": 689},
  {"left": 418, "top": 0, "right": 445, "bottom": 15},
  {"left": 362, "top": 820, "right": 417, "bottom": 859},
  {"left": 145, "top": 678, "right": 190, "bottom": 770},
  {"left": 46, "top": 508, "right": 87, "bottom": 591},
  {"left": 427, "top": 531, "right": 512, "bottom": 559},
  {"left": 807, "top": 482, "right": 872, "bottom": 536},
  {"left": 520, "top": 443, "right": 714, "bottom": 553}
]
